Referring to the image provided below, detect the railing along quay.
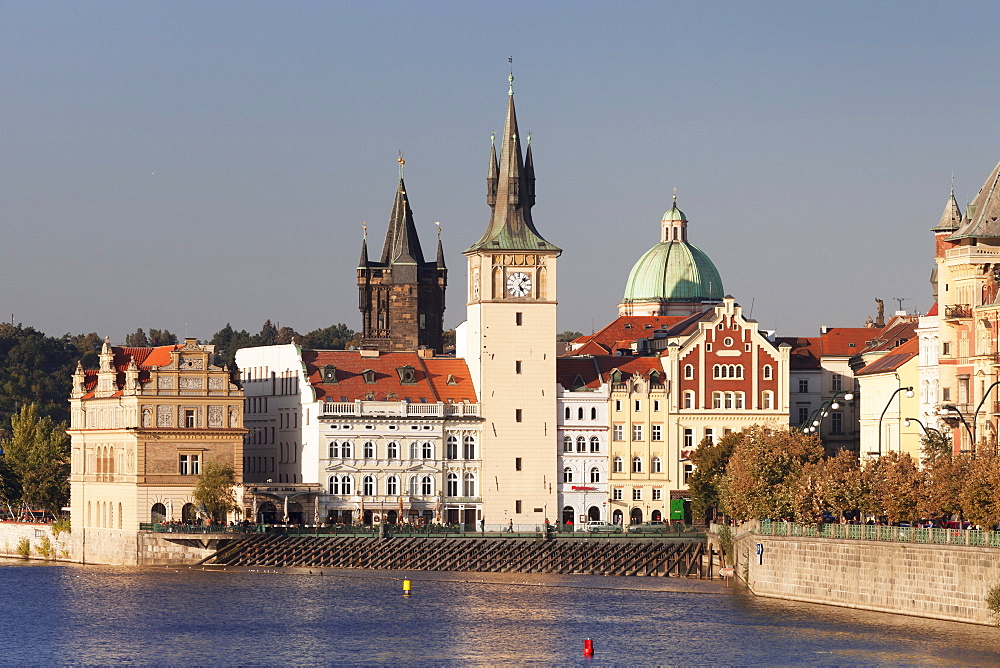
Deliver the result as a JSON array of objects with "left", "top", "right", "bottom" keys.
[
  {"left": 196, "top": 534, "right": 713, "bottom": 578},
  {"left": 752, "top": 521, "right": 1000, "bottom": 547}
]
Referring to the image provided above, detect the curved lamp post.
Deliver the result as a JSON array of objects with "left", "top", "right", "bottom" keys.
[
  {"left": 903, "top": 416, "right": 942, "bottom": 439},
  {"left": 971, "top": 380, "right": 1000, "bottom": 448},
  {"left": 939, "top": 404, "right": 975, "bottom": 452},
  {"left": 800, "top": 390, "right": 855, "bottom": 435},
  {"left": 877, "top": 386, "right": 914, "bottom": 456}
]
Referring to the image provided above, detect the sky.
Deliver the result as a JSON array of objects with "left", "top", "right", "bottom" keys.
[{"left": 3, "top": 1, "right": 1000, "bottom": 344}]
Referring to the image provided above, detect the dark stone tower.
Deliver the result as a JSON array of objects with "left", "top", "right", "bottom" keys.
[{"left": 358, "top": 174, "right": 447, "bottom": 352}]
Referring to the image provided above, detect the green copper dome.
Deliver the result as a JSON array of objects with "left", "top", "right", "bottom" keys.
[
  {"left": 661, "top": 204, "right": 686, "bottom": 223},
  {"left": 621, "top": 240, "right": 724, "bottom": 304}
]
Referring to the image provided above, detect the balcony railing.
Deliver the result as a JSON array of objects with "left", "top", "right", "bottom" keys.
[
  {"left": 944, "top": 304, "right": 972, "bottom": 319},
  {"left": 320, "top": 401, "right": 480, "bottom": 418}
]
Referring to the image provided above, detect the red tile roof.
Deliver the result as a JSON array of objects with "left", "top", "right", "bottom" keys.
[
  {"left": 302, "top": 351, "right": 477, "bottom": 404},
  {"left": 567, "top": 316, "right": 689, "bottom": 354},
  {"left": 855, "top": 337, "right": 919, "bottom": 376},
  {"left": 774, "top": 336, "right": 821, "bottom": 370},
  {"left": 556, "top": 357, "right": 601, "bottom": 389},
  {"left": 83, "top": 344, "right": 183, "bottom": 393}
]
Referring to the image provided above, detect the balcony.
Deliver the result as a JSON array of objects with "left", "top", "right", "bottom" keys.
[
  {"left": 944, "top": 304, "right": 972, "bottom": 320},
  {"left": 319, "top": 401, "right": 479, "bottom": 418}
]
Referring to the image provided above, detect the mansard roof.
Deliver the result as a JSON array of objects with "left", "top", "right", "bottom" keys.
[{"left": 302, "top": 350, "right": 477, "bottom": 404}]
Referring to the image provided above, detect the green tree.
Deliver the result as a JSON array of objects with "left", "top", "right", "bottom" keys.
[
  {"left": 688, "top": 432, "right": 739, "bottom": 523},
  {"left": 921, "top": 430, "right": 953, "bottom": 465},
  {"left": 557, "top": 331, "right": 584, "bottom": 342},
  {"left": 720, "top": 426, "right": 824, "bottom": 521},
  {"left": 0, "top": 323, "right": 79, "bottom": 428},
  {"left": 147, "top": 329, "right": 178, "bottom": 346},
  {"left": 124, "top": 328, "right": 149, "bottom": 347},
  {"left": 275, "top": 326, "right": 300, "bottom": 345},
  {"left": 192, "top": 460, "right": 238, "bottom": 522},
  {"left": 210, "top": 324, "right": 255, "bottom": 368},
  {"left": 2, "top": 403, "right": 70, "bottom": 515},
  {"left": 65, "top": 332, "right": 103, "bottom": 369},
  {"left": 301, "top": 324, "right": 356, "bottom": 350},
  {"left": 255, "top": 320, "right": 278, "bottom": 347}
]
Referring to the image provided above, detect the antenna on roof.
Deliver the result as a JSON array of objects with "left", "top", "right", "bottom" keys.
[
  {"left": 892, "top": 297, "right": 908, "bottom": 312},
  {"left": 748, "top": 297, "right": 755, "bottom": 319}
]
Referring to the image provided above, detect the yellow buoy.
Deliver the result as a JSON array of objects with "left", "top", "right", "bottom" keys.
[{"left": 402, "top": 579, "right": 412, "bottom": 595}]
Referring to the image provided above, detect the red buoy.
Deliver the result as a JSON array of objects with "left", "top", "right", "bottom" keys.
[{"left": 583, "top": 638, "right": 594, "bottom": 657}]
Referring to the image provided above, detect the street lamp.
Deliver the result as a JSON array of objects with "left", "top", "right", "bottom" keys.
[
  {"left": 878, "top": 386, "right": 914, "bottom": 456},
  {"left": 939, "top": 404, "right": 974, "bottom": 451},
  {"left": 799, "top": 390, "right": 855, "bottom": 434},
  {"left": 903, "top": 417, "right": 942, "bottom": 439},
  {"left": 971, "top": 380, "right": 1000, "bottom": 448}
]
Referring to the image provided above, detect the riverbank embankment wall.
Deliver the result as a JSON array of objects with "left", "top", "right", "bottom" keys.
[
  {"left": 0, "top": 524, "right": 216, "bottom": 566},
  {"left": 732, "top": 530, "right": 1000, "bottom": 626}
]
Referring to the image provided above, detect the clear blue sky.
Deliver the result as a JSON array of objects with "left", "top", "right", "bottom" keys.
[{"left": 2, "top": 1, "right": 999, "bottom": 343}]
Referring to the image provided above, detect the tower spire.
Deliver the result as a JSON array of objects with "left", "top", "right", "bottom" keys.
[{"left": 359, "top": 222, "right": 369, "bottom": 267}]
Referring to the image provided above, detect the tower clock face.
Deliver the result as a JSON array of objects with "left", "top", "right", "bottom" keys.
[{"left": 506, "top": 271, "right": 531, "bottom": 297}]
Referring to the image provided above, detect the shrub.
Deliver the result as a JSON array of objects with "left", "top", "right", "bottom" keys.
[
  {"left": 50, "top": 517, "right": 70, "bottom": 537},
  {"left": 986, "top": 580, "right": 1000, "bottom": 625},
  {"left": 16, "top": 537, "right": 30, "bottom": 559}
]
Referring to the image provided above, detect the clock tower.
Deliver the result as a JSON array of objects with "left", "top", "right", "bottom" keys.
[{"left": 463, "top": 74, "right": 561, "bottom": 530}]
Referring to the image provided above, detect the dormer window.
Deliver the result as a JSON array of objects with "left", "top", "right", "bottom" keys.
[
  {"left": 649, "top": 371, "right": 661, "bottom": 385},
  {"left": 362, "top": 369, "right": 376, "bottom": 384},
  {"left": 397, "top": 365, "right": 416, "bottom": 385},
  {"left": 323, "top": 365, "right": 338, "bottom": 383},
  {"left": 610, "top": 369, "right": 623, "bottom": 383},
  {"left": 624, "top": 324, "right": 632, "bottom": 329},
  {"left": 446, "top": 374, "right": 457, "bottom": 385}
]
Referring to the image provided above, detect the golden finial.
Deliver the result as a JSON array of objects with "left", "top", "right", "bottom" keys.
[
  {"left": 362, "top": 222, "right": 367, "bottom": 238},
  {"left": 491, "top": 131, "right": 495, "bottom": 147},
  {"left": 673, "top": 187, "right": 677, "bottom": 202},
  {"left": 527, "top": 131, "right": 532, "bottom": 144},
  {"left": 508, "top": 57, "right": 514, "bottom": 96},
  {"left": 397, "top": 151, "right": 405, "bottom": 178},
  {"left": 435, "top": 221, "right": 441, "bottom": 240}
]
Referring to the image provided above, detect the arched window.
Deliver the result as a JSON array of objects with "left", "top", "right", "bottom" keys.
[
  {"left": 763, "top": 364, "right": 773, "bottom": 380},
  {"left": 386, "top": 475, "right": 398, "bottom": 496},
  {"left": 341, "top": 441, "right": 353, "bottom": 458},
  {"left": 577, "top": 436, "right": 586, "bottom": 452},
  {"left": 632, "top": 456, "right": 643, "bottom": 473},
  {"left": 421, "top": 475, "right": 433, "bottom": 495},
  {"left": 341, "top": 475, "right": 353, "bottom": 495},
  {"left": 447, "top": 472, "right": 459, "bottom": 496},
  {"left": 409, "top": 442, "right": 419, "bottom": 460},
  {"left": 463, "top": 435, "right": 476, "bottom": 459},
  {"left": 563, "top": 435, "right": 573, "bottom": 452},
  {"left": 590, "top": 436, "right": 600, "bottom": 452},
  {"left": 463, "top": 472, "right": 476, "bottom": 497},
  {"left": 387, "top": 441, "right": 399, "bottom": 459},
  {"left": 613, "top": 456, "right": 623, "bottom": 473},
  {"left": 446, "top": 435, "right": 458, "bottom": 459},
  {"left": 422, "top": 442, "right": 433, "bottom": 459},
  {"left": 589, "top": 407, "right": 596, "bottom": 420},
  {"left": 762, "top": 390, "right": 774, "bottom": 409},
  {"left": 328, "top": 442, "right": 339, "bottom": 458},
  {"left": 684, "top": 364, "right": 694, "bottom": 379},
  {"left": 151, "top": 503, "right": 166, "bottom": 523},
  {"left": 329, "top": 475, "right": 339, "bottom": 494},
  {"left": 578, "top": 407, "right": 584, "bottom": 420},
  {"left": 590, "top": 467, "right": 601, "bottom": 483},
  {"left": 735, "top": 365, "right": 744, "bottom": 379},
  {"left": 684, "top": 391, "right": 695, "bottom": 409},
  {"left": 409, "top": 475, "right": 421, "bottom": 496},
  {"left": 363, "top": 475, "right": 375, "bottom": 496},
  {"left": 363, "top": 441, "right": 375, "bottom": 458},
  {"left": 565, "top": 407, "right": 571, "bottom": 419},
  {"left": 652, "top": 456, "right": 662, "bottom": 473},
  {"left": 563, "top": 466, "right": 574, "bottom": 483}
]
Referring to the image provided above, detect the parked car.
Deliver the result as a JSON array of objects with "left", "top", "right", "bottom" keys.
[
  {"left": 585, "top": 521, "right": 622, "bottom": 533},
  {"left": 627, "top": 521, "right": 666, "bottom": 533}
]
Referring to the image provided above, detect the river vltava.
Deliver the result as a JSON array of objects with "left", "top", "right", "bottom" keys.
[{"left": 1, "top": 559, "right": 998, "bottom": 665}]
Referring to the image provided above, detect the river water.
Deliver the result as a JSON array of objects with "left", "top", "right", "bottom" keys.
[{"left": 2, "top": 559, "right": 999, "bottom": 665}]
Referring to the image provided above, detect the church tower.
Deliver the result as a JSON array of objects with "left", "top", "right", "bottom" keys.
[
  {"left": 358, "top": 167, "right": 447, "bottom": 353},
  {"left": 463, "top": 74, "right": 561, "bottom": 530}
]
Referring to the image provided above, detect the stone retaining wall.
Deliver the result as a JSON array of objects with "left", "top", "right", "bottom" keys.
[{"left": 733, "top": 532, "right": 1000, "bottom": 625}]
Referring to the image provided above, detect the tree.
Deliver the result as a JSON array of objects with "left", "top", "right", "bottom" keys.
[
  {"left": 0, "top": 323, "right": 79, "bottom": 428},
  {"left": 301, "top": 324, "right": 356, "bottom": 350},
  {"left": 147, "top": 329, "right": 178, "bottom": 346},
  {"left": 557, "top": 331, "right": 583, "bottom": 342},
  {"left": 256, "top": 320, "right": 278, "bottom": 347},
  {"left": 921, "top": 430, "right": 953, "bottom": 465},
  {"left": 720, "top": 426, "right": 824, "bottom": 521},
  {"left": 867, "top": 451, "right": 922, "bottom": 525},
  {"left": 192, "top": 460, "right": 238, "bottom": 522},
  {"left": 275, "top": 326, "right": 300, "bottom": 345},
  {"left": 791, "top": 460, "right": 828, "bottom": 525},
  {"left": 920, "top": 452, "right": 970, "bottom": 522},
  {"left": 822, "top": 449, "right": 866, "bottom": 521},
  {"left": 959, "top": 455, "right": 1000, "bottom": 529},
  {"left": 2, "top": 403, "right": 70, "bottom": 515},
  {"left": 124, "top": 328, "right": 149, "bottom": 347},
  {"left": 65, "top": 332, "right": 103, "bottom": 369},
  {"left": 688, "top": 432, "right": 739, "bottom": 523}
]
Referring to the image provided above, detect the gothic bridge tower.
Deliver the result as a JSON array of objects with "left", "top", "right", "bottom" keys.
[{"left": 358, "top": 162, "right": 447, "bottom": 353}]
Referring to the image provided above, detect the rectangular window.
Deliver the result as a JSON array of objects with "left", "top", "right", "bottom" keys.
[
  {"left": 515, "top": 361, "right": 522, "bottom": 374},
  {"left": 652, "top": 425, "right": 662, "bottom": 441},
  {"left": 515, "top": 409, "right": 522, "bottom": 422},
  {"left": 653, "top": 400, "right": 660, "bottom": 411},
  {"left": 612, "top": 488, "right": 623, "bottom": 501},
  {"left": 831, "top": 412, "right": 843, "bottom": 434},
  {"left": 652, "top": 489, "right": 662, "bottom": 501},
  {"left": 515, "top": 312, "right": 523, "bottom": 326},
  {"left": 632, "top": 488, "right": 642, "bottom": 501},
  {"left": 706, "top": 343, "right": 712, "bottom": 352},
  {"left": 184, "top": 410, "right": 195, "bottom": 428},
  {"left": 179, "top": 454, "right": 200, "bottom": 475},
  {"left": 632, "top": 424, "right": 643, "bottom": 441},
  {"left": 798, "top": 379, "right": 809, "bottom": 393},
  {"left": 634, "top": 400, "right": 641, "bottom": 412},
  {"left": 705, "top": 428, "right": 714, "bottom": 444},
  {"left": 515, "top": 457, "right": 522, "bottom": 471},
  {"left": 515, "top": 500, "right": 522, "bottom": 514},
  {"left": 942, "top": 342, "right": 950, "bottom": 356},
  {"left": 942, "top": 387, "right": 951, "bottom": 401},
  {"left": 615, "top": 400, "right": 622, "bottom": 412},
  {"left": 613, "top": 424, "right": 624, "bottom": 441},
  {"left": 684, "top": 463, "right": 693, "bottom": 484},
  {"left": 684, "top": 429, "right": 693, "bottom": 448},
  {"left": 798, "top": 407, "right": 809, "bottom": 425},
  {"left": 831, "top": 374, "right": 842, "bottom": 392}
]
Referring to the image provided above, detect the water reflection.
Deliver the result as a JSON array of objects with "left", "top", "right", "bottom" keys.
[{"left": 0, "top": 560, "right": 997, "bottom": 665}]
